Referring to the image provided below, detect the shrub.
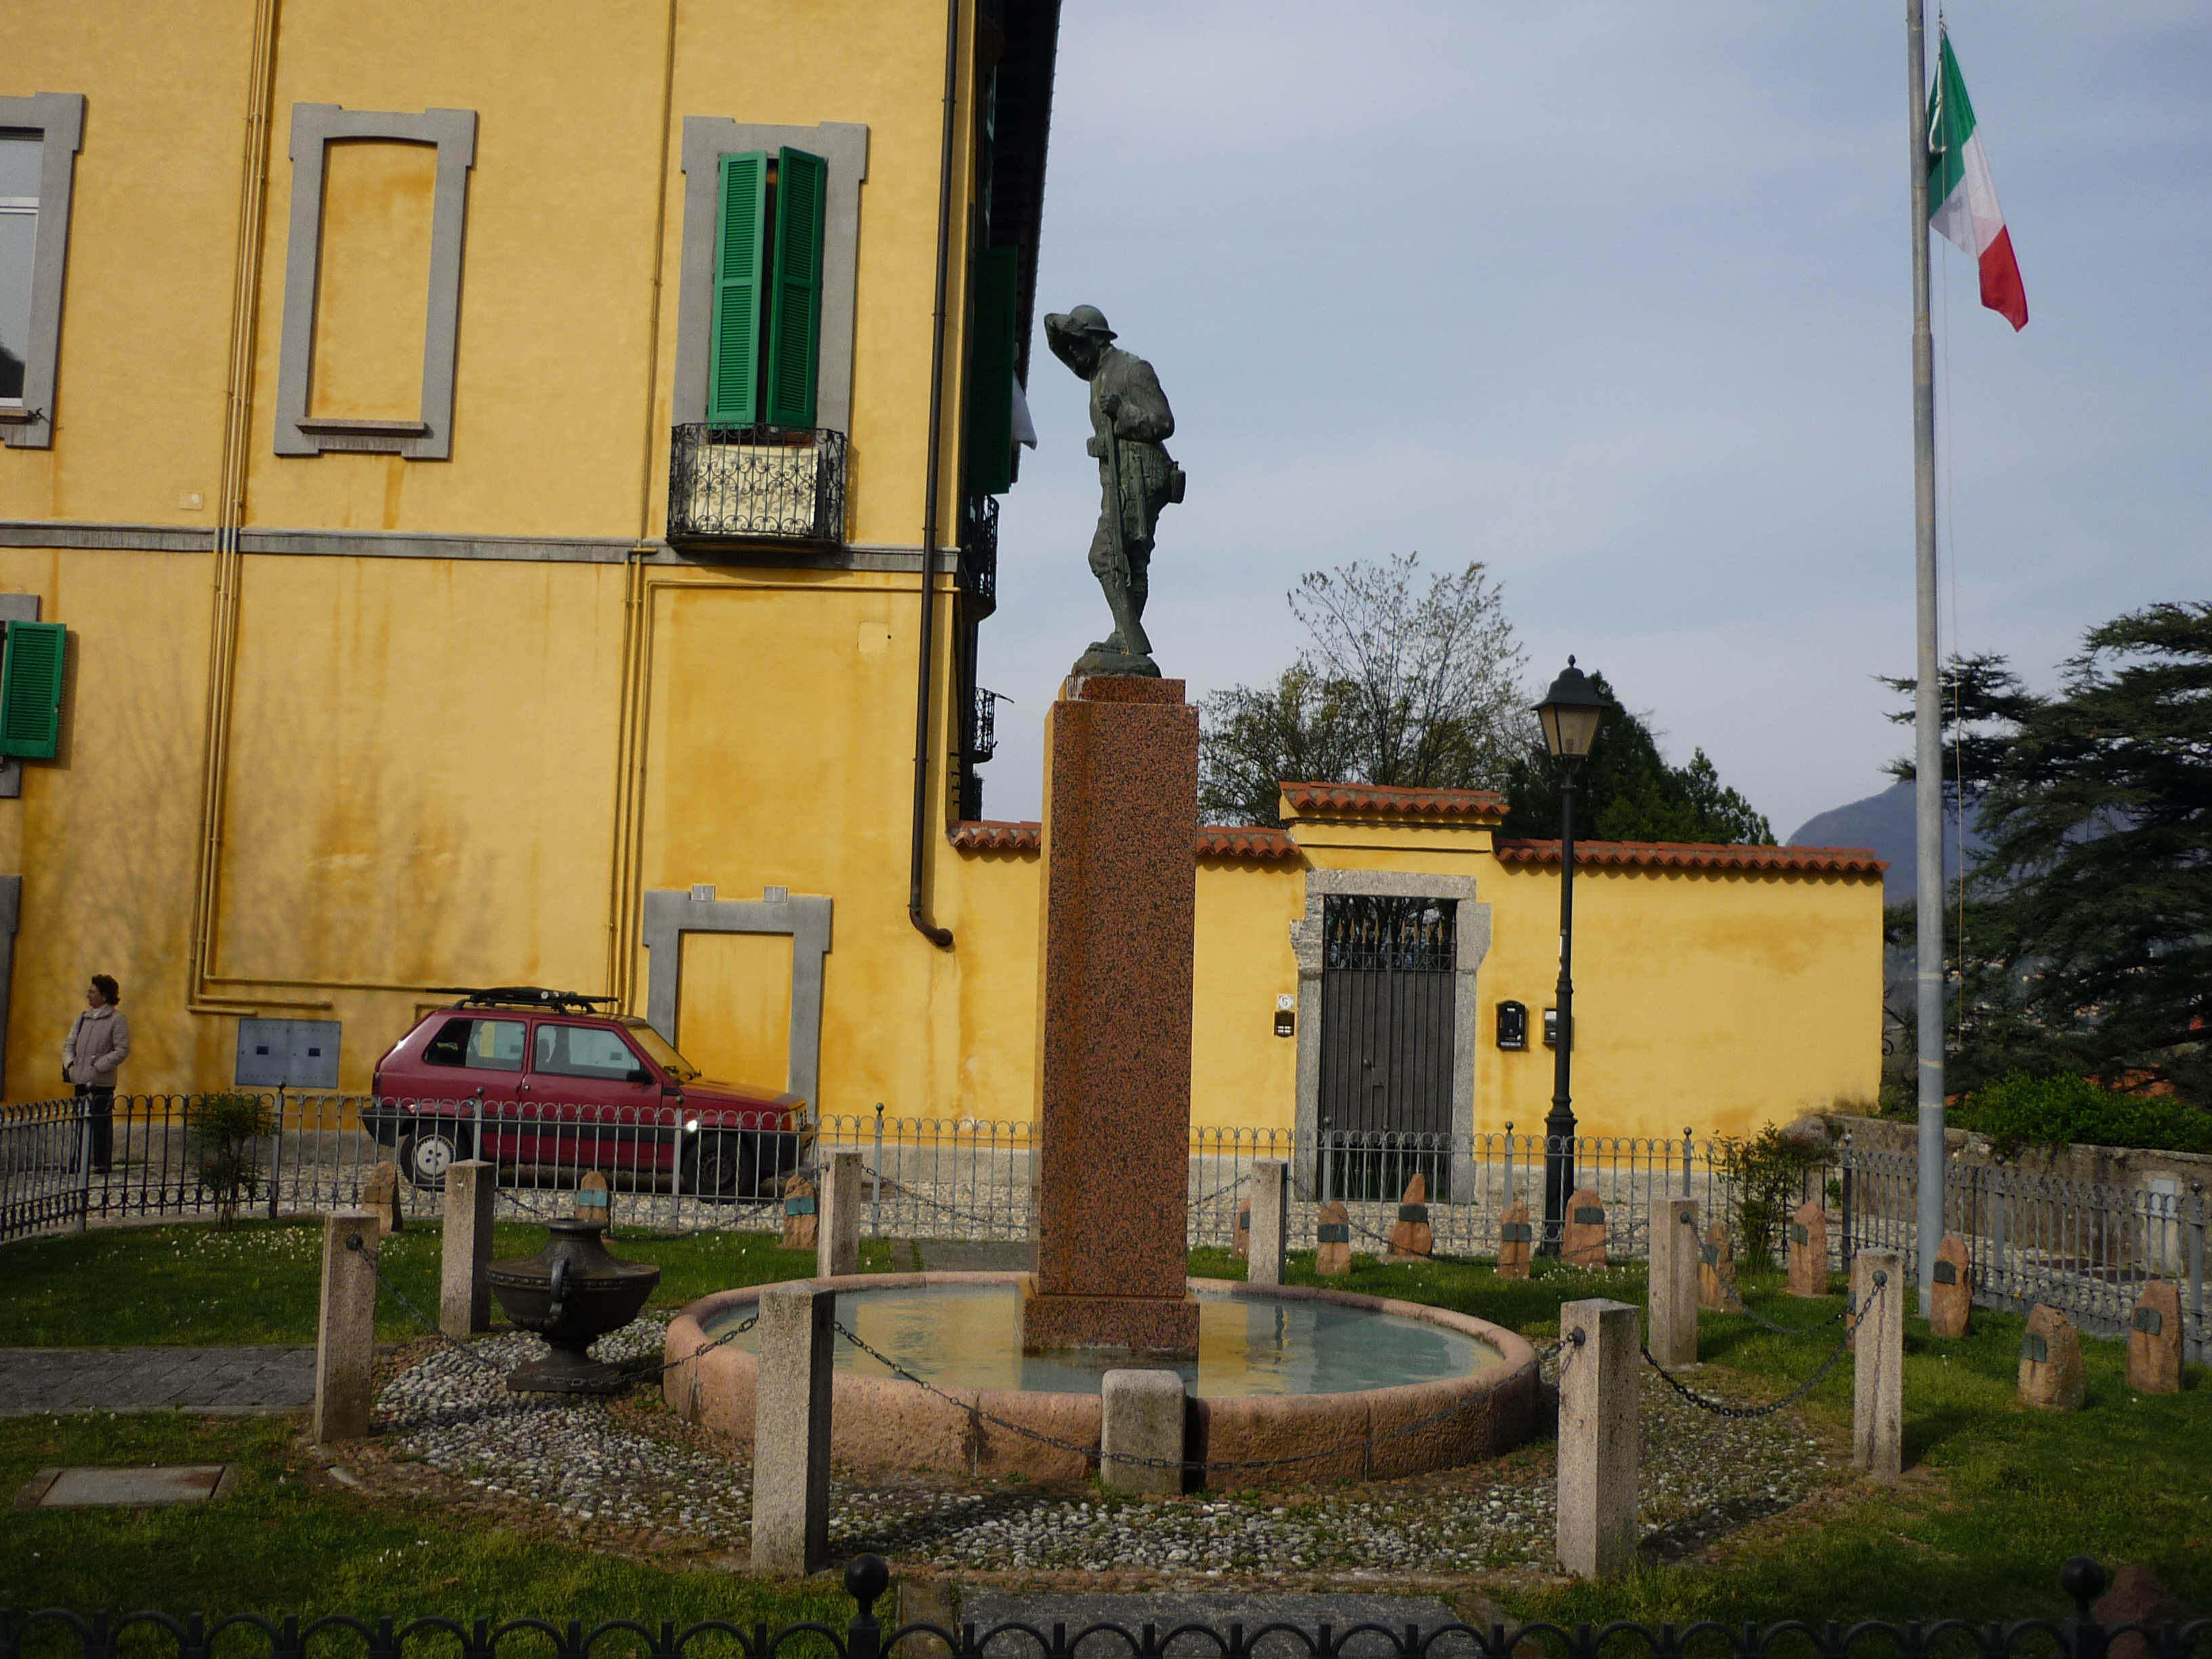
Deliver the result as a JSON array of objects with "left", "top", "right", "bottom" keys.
[
  {"left": 186, "top": 1092, "right": 274, "bottom": 1227},
  {"left": 1955, "top": 1072, "right": 2212, "bottom": 1158},
  {"left": 1713, "top": 1122, "right": 1830, "bottom": 1272}
]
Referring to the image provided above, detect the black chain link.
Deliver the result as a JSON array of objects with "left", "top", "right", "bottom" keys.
[{"left": 1639, "top": 1275, "right": 1885, "bottom": 1420}]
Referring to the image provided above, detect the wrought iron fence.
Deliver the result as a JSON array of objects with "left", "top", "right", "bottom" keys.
[
  {"left": 6, "top": 1555, "right": 2205, "bottom": 1659},
  {"left": 8, "top": 1090, "right": 2205, "bottom": 1359},
  {"left": 666, "top": 423, "right": 848, "bottom": 544},
  {"left": 0, "top": 1093, "right": 805, "bottom": 1242},
  {"left": 1836, "top": 1139, "right": 2210, "bottom": 1362}
]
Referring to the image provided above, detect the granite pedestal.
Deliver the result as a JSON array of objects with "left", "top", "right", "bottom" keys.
[{"left": 1024, "top": 676, "right": 1201, "bottom": 1358}]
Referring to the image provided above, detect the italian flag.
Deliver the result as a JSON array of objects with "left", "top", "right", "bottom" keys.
[{"left": 1928, "top": 29, "right": 2028, "bottom": 330}]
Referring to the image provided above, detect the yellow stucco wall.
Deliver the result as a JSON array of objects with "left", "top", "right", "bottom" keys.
[
  {"left": 1475, "top": 861, "right": 1885, "bottom": 1142},
  {"left": 1, "top": 1, "right": 1883, "bottom": 1147}
]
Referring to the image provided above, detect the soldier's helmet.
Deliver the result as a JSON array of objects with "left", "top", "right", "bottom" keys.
[{"left": 1058, "top": 304, "right": 1115, "bottom": 342}]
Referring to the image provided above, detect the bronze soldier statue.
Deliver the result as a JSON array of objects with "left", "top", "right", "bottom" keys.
[{"left": 1044, "top": 305, "right": 1183, "bottom": 675}]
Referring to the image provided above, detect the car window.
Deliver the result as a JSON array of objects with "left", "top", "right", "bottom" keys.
[
  {"left": 533, "top": 1022, "right": 651, "bottom": 1084},
  {"left": 623, "top": 1020, "right": 699, "bottom": 1082},
  {"left": 422, "top": 1017, "right": 526, "bottom": 1071}
]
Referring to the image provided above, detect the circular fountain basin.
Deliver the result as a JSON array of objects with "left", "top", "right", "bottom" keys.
[{"left": 661, "top": 1274, "right": 1539, "bottom": 1489}]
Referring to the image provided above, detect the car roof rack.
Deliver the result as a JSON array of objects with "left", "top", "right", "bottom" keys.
[{"left": 426, "top": 986, "right": 621, "bottom": 1015}]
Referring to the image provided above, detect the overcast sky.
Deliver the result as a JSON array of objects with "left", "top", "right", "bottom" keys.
[{"left": 974, "top": 1, "right": 2211, "bottom": 839}]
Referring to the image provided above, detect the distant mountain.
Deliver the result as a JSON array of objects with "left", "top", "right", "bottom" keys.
[{"left": 1788, "top": 780, "right": 1985, "bottom": 905}]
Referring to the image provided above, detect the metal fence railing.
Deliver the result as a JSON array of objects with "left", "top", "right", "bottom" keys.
[
  {"left": 7, "top": 1094, "right": 2206, "bottom": 1362},
  {"left": 0, "top": 1093, "right": 806, "bottom": 1242},
  {"left": 1837, "top": 1141, "right": 2210, "bottom": 1363}
]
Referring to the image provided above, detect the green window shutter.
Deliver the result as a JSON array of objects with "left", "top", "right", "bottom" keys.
[
  {"left": 764, "top": 146, "right": 827, "bottom": 429},
  {"left": 709, "top": 152, "right": 768, "bottom": 426},
  {"left": 0, "top": 621, "right": 66, "bottom": 760},
  {"left": 965, "top": 245, "right": 1019, "bottom": 496}
]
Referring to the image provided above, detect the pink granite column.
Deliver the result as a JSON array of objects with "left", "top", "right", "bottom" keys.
[{"left": 1022, "top": 675, "right": 1202, "bottom": 1357}]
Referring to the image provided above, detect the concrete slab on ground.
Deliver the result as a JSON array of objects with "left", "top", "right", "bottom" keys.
[
  {"left": 963, "top": 1591, "right": 1478, "bottom": 1659},
  {"left": 16, "top": 1464, "right": 237, "bottom": 1508},
  {"left": 0, "top": 1347, "right": 317, "bottom": 1415}
]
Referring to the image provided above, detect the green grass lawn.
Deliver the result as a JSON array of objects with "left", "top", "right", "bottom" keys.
[
  {"left": 0, "top": 1412, "right": 845, "bottom": 1643},
  {"left": 0, "top": 1216, "right": 903, "bottom": 1346},
  {"left": 3, "top": 1221, "right": 2206, "bottom": 1629}
]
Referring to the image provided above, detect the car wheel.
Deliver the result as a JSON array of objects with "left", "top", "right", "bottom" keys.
[
  {"left": 682, "top": 1132, "right": 740, "bottom": 1200},
  {"left": 398, "top": 1124, "right": 462, "bottom": 1190}
]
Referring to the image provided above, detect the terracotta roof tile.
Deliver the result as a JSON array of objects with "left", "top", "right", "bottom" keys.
[
  {"left": 1279, "top": 781, "right": 1508, "bottom": 820},
  {"left": 1493, "top": 838, "right": 1887, "bottom": 876},
  {"left": 948, "top": 820, "right": 1041, "bottom": 853},
  {"left": 1197, "top": 825, "right": 1300, "bottom": 861},
  {"left": 949, "top": 821, "right": 1302, "bottom": 863}
]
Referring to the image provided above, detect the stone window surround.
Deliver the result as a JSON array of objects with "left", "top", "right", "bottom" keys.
[
  {"left": 273, "top": 104, "right": 476, "bottom": 459},
  {"left": 1290, "top": 869, "right": 1492, "bottom": 1198},
  {"left": 674, "top": 118, "right": 868, "bottom": 436},
  {"left": 641, "top": 888, "right": 832, "bottom": 1118},
  {"left": 0, "top": 93, "right": 84, "bottom": 451}
]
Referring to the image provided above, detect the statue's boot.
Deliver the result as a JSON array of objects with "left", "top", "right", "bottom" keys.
[{"left": 1099, "top": 573, "right": 1152, "bottom": 657}]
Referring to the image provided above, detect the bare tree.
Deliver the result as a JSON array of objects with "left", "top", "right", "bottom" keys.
[{"left": 1200, "top": 554, "right": 1527, "bottom": 826}]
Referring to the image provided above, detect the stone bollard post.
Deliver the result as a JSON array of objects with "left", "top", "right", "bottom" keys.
[
  {"left": 440, "top": 1160, "right": 495, "bottom": 1338},
  {"left": 2127, "top": 1282, "right": 2182, "bottom": 1395},
  {"left": 2019, "top": 1304, "right": 2086, "bottom": 1410},
  {"left": 1555, "top": 1298, "right": 1639, "bottom": 1577},
  {"left": 1647, "top": 1197, "right": 1699, "bottom": 1368},
  {"left": 752, "top": 1280, "right": 836, "bottom": 1575},
  {"left": 1929, "top": 1233, "right": 1973, "bottom": 1338},
  {"left": 1496, "top": 1196, "right": 1532, "bottom": 1279},
  {"left": 817, "top": 1149, "right": 862, "bottom": 1279},
  {"left": 1100, "top": 1368, "right": 1186, "bottom": 1496},
  {"left": 1248, "top": 1161, "right": 1288, "bottom": 1288},
  {"left": 1850, "top": 1248, "right": 1904, "bottom": 1477},
  {"left": 1315, "top": 1200, "right": 1351, "bottom": 1275},
  {"left": 314, "top": 1210, "right": 380, "bottom": 1443},
  {"left": 1786, "top": 1200, "right": 1828, "bottom": 1298}
]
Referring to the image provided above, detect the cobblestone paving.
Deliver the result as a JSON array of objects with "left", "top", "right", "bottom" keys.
[
  {"left": 373, "top": 1319, "right": 1839, "bottom": 1575},
  {"left": 0, "top": 1346, "right": 317, "bottom": 1415}
]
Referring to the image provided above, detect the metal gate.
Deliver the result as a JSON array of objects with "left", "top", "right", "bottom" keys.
[{"left": 1318, "top": 893, "right": 1456, "bottom": 1201}]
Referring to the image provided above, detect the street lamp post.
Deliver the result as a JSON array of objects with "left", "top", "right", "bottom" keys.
[{"left": 1535, "top": 657, "right": 1605, "bottom": 1254}]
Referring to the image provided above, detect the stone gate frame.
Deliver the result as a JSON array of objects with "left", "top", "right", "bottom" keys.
[
  {"left": 641, "top": 889, "right": 832, "bottom": 1115},
  {"left": 1290, "top": 869, "right": 1491, "bottom": 1197}
]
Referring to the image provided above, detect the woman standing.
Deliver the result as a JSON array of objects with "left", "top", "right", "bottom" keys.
[{"left": 62, "top": 975, "right": 130, "bottom": 1174}]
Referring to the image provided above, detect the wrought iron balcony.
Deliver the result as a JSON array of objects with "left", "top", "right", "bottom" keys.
[
  {"left": 959, "top": 494, "right": 998, "bottom": 614},
  {"left": 970, "top": 686, "right": 1004, "bottom": 764},
  {"left": 667, "top": 424, "right": 848, "bottom": 546}
]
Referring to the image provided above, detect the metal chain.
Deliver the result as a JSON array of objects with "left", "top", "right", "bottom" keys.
[
  {"left": 855, "top": 1166, "right": 1032, "bottom": 1235},
  {"left": 344, "top": 1233, "right": 757, "bottom": 1387},
  {"left": 1640, "top": 1275, "right": 1885, "bottom": 1420},
  {"left": 830, "top": 1319, "right": 1474, "bottom": 1475}
]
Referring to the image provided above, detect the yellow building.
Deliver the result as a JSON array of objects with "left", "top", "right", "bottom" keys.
[{"left": 0, "top": 0, "right": 1883, "bottom": 1145}]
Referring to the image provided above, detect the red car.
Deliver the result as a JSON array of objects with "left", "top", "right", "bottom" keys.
[{"left": 365, "top": 987, "right": 806, "bottom": 1197}]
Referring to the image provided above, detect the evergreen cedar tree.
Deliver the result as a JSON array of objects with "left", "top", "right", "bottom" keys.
[{"left": 1887, "top": 600, "right": 2212, "bottom": 1107}]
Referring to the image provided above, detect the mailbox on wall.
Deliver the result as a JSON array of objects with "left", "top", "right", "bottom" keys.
[
  {"left": 236, "top": 1019, "right": 342, "bottom": 1089},
  {"left": 1496, "top": 1000, "right": 1527, "bottom": 1050}
]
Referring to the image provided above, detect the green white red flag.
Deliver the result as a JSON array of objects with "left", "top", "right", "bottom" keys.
[{"left": 1928, "top": 28, "right": 2028, "bottom": 330}]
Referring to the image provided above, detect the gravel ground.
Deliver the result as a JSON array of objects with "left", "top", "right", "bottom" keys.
[{"left": 373, "top": 1321, "right": 1839, "bottom": 1576}]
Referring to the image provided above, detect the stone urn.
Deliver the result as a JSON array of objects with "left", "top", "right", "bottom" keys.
[{"left": 489, "top": 1218, "right": 661, "bottom": 1394}]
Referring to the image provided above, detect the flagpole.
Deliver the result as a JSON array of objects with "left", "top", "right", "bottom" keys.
[{"left": 1907, "top": 0, "right": 1946, "bottom": 1305}]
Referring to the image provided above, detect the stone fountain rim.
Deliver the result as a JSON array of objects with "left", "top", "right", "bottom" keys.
[{"left": 661, "top": 1271, "right": 1540, "bottom": 1489}]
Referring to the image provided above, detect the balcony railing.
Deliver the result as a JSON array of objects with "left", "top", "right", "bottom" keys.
[
  {"left": 970, "top": 686, "right": 1003, "bottom": 763},
  {"left": 959, "top": 494, "right": 998, "bottom": 613},
  {"left": 668, "top": 424, "right": 848, "bottom": 546}
]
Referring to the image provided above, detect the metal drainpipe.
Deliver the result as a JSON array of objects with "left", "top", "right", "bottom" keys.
[{"left": 908, "top": 0, "right": 962, "bottom": 949}]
